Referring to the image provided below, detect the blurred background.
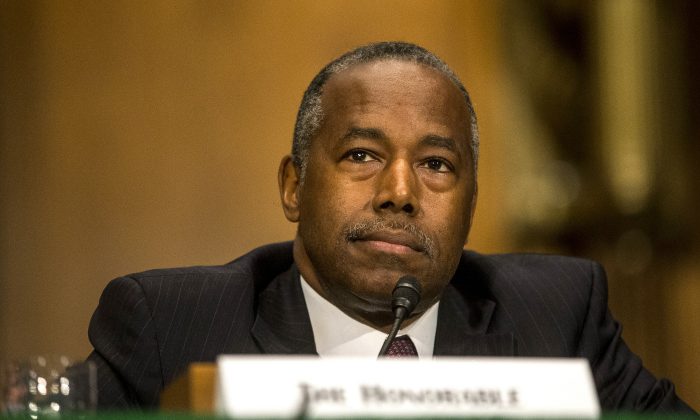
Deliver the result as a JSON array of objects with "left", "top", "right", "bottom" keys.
[{"left": 1, "top": 0, "right": 698, "bottom": 408}]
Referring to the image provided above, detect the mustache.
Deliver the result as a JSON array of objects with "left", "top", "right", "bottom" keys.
[{"left": 343, "top": 219, "right": 436, "bottom": 258}]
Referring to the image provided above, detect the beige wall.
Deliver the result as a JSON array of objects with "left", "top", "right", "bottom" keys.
[{"left": 1, "top": 0, "right": 697, "bottom": 409}]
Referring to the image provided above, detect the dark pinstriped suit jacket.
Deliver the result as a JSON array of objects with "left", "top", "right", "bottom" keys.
[{"left": 87, "top": 241, "right": 694, "bottom": 412}]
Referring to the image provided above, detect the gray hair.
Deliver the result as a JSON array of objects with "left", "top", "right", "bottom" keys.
[{"left": 292, "top": 41, "right": 479, "bottom": 181}]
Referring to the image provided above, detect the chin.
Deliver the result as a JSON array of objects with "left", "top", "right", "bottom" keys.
[
  {"left": 340, "top": 279, "right": 393, "bottom": 307},
  {"left": 355, "top": 282, "right": 394, "bottom": 303}
]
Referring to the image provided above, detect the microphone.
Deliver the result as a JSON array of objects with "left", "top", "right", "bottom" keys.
[{"left": 378, "top": 275, "right": 422, "bottom": 357}]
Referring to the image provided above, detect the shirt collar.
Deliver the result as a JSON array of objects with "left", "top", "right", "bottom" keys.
[{"left": 300, "top": 275, "right": 439, "bottom": 358}]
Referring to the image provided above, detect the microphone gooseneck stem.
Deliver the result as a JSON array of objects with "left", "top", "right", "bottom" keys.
[{"left": 378, "top": 307, "right": 407, "bottom": 357}]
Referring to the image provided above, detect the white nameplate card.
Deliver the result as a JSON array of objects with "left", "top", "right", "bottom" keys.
[{"left": 215, "top": 356, "right": 600, "bottom": 418}]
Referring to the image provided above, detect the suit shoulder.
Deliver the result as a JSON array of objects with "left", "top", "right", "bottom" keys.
[
  {"left": 110, "top": 241, "right": 295, "bottom": 297},
  {"left": 456, "top": 251, "right": 605, "bottom": 357},
  {"left": 126, "top": 264, "right": 243, "bottom": 282},
  {"left": 461, "top": 250, "right": 598, "bottom": 283},
  {"left": 457, "top": 250, "right": 601, "bottom": 311}
]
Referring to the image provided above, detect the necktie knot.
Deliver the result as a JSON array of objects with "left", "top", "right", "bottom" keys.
[{"left": 385, "top": 335, "right": 418, "bottom": 357}]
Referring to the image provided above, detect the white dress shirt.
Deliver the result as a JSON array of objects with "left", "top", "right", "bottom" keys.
[{"left": 300, "top": 275, "right": 439, "bottom": 358}]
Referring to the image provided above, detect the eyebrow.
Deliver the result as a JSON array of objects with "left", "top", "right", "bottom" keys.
[
  {"left": 421, "top": 134, "right": 459, "bottom": 155},
  {"left": 339, "top": 126, "right": 460, "bottom": 156},
  {"left": 340, "top": 127, "right": 387, "bottom": 142}
]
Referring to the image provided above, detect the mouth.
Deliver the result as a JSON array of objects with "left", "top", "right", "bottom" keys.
[
  {"left": 344, "top": 219, "right": 436, "bottom": 259},
  {"left": 351, "top": 230, "right": 426, "bottom": 255}
]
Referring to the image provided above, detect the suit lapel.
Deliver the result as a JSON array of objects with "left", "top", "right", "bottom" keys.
[
  {"left": 433, "top": 277, "right": 516, "bottom": 357},
  {"left": 250, "top": 264, "right": 318, "bottom": 355}
]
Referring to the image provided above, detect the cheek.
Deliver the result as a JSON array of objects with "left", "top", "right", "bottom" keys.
[
  {"left": 299, "top": 174, "right": 365, "bottom": 233},
  {"left": 430, "top": 191, "right": 473, "bottom": 246},
  {"left": 310, "top": 174, "right": 372, "bottom": 210}
]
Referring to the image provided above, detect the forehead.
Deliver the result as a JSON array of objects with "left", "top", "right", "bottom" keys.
[{"left": 318, "top": 60, "right": 472, "bottom": 148}]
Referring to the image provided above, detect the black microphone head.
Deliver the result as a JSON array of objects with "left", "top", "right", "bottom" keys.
[{"left": 391, "top": 275, "right": 422, "bottom": 319}]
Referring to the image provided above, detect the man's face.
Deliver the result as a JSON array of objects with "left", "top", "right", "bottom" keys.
[{"left": 280, "top": 59, "right": 476, "bottom": 327}]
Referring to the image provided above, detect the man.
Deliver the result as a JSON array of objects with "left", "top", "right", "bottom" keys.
[{"left": 87, "top": 42, "right": 694, "bottom": 412}]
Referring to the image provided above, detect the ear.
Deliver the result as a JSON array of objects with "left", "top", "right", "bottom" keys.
[{"left": 278, "top": 155, "right": 301, "bottom": 222}]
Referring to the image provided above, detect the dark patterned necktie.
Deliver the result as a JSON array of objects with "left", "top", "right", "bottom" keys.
[{"left": 386, "top": 335, "right": 418, "bottom": 357}]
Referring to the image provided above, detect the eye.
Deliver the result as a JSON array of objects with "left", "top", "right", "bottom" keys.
[
  {"left": 345, "top": 150, "right": 376, "bottom": 163},
  {"left": 422, "top": 158, "right": 453, "bottom": 173}
]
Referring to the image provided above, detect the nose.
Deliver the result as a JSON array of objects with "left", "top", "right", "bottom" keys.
[{"left": 372, "top": 159, "right": 420, "bottom": 216}]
